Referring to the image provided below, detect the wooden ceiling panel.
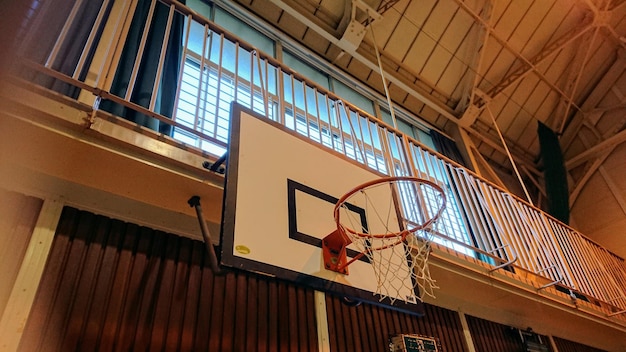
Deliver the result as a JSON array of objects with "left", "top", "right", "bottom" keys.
[
  {"left": 437, "top": 10, "right": 475, "bottom": 57},
  {"left": 484, "top": 49, "right": 519, "bottom": 89},
  {"left": 509, "top": 74, "right": 537, "bottom": 107},
  {"left": 576, "top": 40, "right": 621, "bottom": 99},
  {"left": 275, "top": 11, "right": 308, "bottom": 40},
  {"left": 611, "top": 6, "right": 626, "bottom": 30},
  {"left": 546, "top": 2, "right": 588, "bottom": 43},
  {"left": 373, "top": 4, "right": 405, "bottom": 47},
  {"left": 534, "top": 44, "right": 573, "bottom": 83},
  {"left": 517, "top": 75, "right": 548, "bottom": 114},
  {"left": 603, "top": 143, "right": 626, "bottom": 178},
  {"left": 537, "top": 90, "right": 563, "bottom": 128},
  {"left": 438, "top": 56, "right": 470, "bottom": 101},
  {"left": 415, "top": 103, "right": 443, "bottom": 126},
  {"left": 345, "top": 57, "right": 375, "bottom": 84},
  {"left": 508, "top": 109, "right": 535, "bottom": 145},
  {"left": 401, "top": 0, "right": 436, "bottom": 31},
  {"left": 242, "top": 1, "right": 283, "bottom": 23},
  {"left": 490, "top": 0, "right": 512, "bottom": 26},
  {"left": 495, "top": 99, "right": 519, "bottom": 132},
  {"left": 421, "top": 46, "right": 454, "bottom": 90},
  {"left": 475, "top": 61, "right": 500, "bottom": 95},
  {"left": 492, "top": 0, "right": 533, "bottom": 48},
  {"left": 403, "top": 32, "right": 437, "bottom": 75},
  {"left": 572, "top": 172, "right": 620, "bottom": 219},
  {"left": 384, "top": 17, "right": 420, "bottom": 62},
  {"left": 523, "top": 4, "right": 563, "bottom": 57},
  {"left": 316, "top": 0, "right": 346, "bottom": 23},
  {"left": 509, "top": 0, "right": 555, "bottom": 56},
  {"left": 421, "top": 1, "right": 458, "bottom": 40},
  {"left": 301, "top": 28, "right": 333, "bottom": 56}
]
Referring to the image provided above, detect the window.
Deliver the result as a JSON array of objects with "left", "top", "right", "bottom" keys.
[{"left": 171, "top": 2, "right": 474, "bottom": 258}]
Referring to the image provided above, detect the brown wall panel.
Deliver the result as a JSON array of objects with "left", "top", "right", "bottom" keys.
[
  {"left": 465, "top": 315, "right": 522, "bottom": 352},
  {"left": 325, "top": 295, "right": 469, "bottom": 351},
  {"left": 19, "top": 207, "right": 318, "bottom": 351},
  {"left": 552, "top": 336, "right": 607, "bottom": 352},
  {"left": 465, "top": 315, "right": 556, "bottom": 352}
]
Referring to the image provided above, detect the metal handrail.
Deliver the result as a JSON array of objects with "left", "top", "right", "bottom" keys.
[{"left": 9, "top": 0, "right": 626, "bottom": 314}]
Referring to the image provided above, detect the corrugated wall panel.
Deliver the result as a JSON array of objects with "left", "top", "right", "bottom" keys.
[
  {"left": 325, "top": 294, "right": 469, "bottom": 351},
  {"left": 19, "top": 207, "right": 318, "bottom": 351},
  {"left": 465, "top": 314, "right": 554, "bottom": 352},
  {"left": 552, "top": 336, "right": 607, "bottom": 352}
]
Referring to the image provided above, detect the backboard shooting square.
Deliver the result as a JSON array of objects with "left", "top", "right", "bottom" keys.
[{"left": 220, "top": 104, "right": 424, "bottom": 315}]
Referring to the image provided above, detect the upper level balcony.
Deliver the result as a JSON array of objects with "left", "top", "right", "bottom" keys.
[{"left": 1, "top": 0, "right": 625, "bottom": 348}]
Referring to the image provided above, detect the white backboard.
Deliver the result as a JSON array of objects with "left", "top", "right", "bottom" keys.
[{"left": 220, "top": 104, "right": 423, "bottom": 314}]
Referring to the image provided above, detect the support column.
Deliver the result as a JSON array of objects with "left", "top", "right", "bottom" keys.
[
  {"left": 0, "top": 198, "right": 63, "bottom": 351},
  {"left": 458, "top": 311, "right": 477, "bottom": 352},
  {"left": 314, "top": 291, "right": 331, "bottom": 352}
]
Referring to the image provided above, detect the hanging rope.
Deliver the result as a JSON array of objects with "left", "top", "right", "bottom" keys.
[
  {"left": 486, "top": 106, "right": 534, "bottom": 206},
  {"left": 369, "top": 25, "right": 398, "bottom": 130}
]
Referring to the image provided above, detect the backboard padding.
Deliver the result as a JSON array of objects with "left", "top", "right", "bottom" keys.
[{"left": 221, "top": 104, "right": 423, "bottom": 314}]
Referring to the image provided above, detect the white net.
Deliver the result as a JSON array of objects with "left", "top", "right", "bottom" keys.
[{"left": 336, "top": 177, "right": 445, "bottom": 304}]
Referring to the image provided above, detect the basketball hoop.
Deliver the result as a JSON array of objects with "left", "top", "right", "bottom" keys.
[{"left": 322, "top": 176, "right": 446, "bottom": 303}]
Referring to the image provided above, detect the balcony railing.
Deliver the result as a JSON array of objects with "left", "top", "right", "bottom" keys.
[{"left": 6, "top": 0, "right": 626, "bottom": 317}]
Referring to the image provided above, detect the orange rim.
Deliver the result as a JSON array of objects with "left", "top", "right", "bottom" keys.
[{"left": 333, "top": 176, "right": 446, "bottom": 243}]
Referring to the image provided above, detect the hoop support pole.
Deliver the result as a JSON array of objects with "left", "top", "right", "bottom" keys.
[
  {"left": 322, "top": 229, "right": 352, "bottom": 274},
  {"left": 188, "top": 196, "right": 221, "bottom": 274}
]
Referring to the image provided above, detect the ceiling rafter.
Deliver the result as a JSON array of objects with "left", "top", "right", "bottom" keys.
[
  {"left": 584, "top": 0, "right": 626, "bottom": 49},
  {"left": 599, "top": 167, "right": 626, "bottom": 216},
  {"left": 450, "top": 0, "right": 586, "bottom": 114},
  {"left": 483, "top": 18, "right": 594, "bottom": 103},
  {"left": 568, "top": 127, "right": 624, "bottom": 211},
  {"left": 565, "top": 127, "right": 626, "bottom": 169},
  {"left": 556, "top": 25, "right": 603, "bottom": 134},
  {"left": 560, "top": 54, "right": 626, "bottom": 150},
  {"left": 569, "top": 146, "right": 614, "bottom": 205}
]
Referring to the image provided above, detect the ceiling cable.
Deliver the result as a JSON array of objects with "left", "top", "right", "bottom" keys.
[
  {"left": 369, "top": 25, "right": 398, "bottom": 130},
  {"left": 486, "top": 106, "right": 534, "bottom": 206}
]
